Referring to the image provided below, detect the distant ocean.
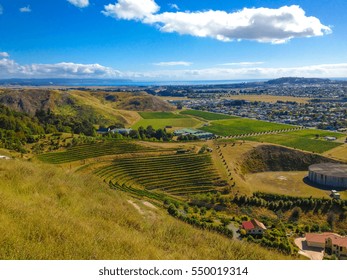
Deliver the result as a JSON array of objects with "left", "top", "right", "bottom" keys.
[
  {"left": 1, "top": 77, "right": 346, "bottom": 87},
  {"left": 73, "top": 79, "right": 267, "bottom": 86}
]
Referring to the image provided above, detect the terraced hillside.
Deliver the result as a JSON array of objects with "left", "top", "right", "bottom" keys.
[
  {"left": 95, "top": 153, "right": 221, "bottom": 197},
  {"left": 37, "top": 140, "right": 156, "bottom": 164}
]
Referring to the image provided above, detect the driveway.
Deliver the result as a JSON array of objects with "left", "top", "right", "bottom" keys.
[{"left": 294, "top": 237, "right": 324, "bottom": 260}]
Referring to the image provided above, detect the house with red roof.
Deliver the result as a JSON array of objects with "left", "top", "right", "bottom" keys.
[
  {"left": 306, "top": 232, "right": 347, "bottom": 259},
  {"left": 240, "top": 219, "right": 267, "bottom": 235}
]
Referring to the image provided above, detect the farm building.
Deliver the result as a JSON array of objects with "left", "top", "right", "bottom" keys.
[
  {"left": 110, "top": 128, "right": 133, "bottom": 135},
  {"left": 174, "top": 128, "right": 214, "bottom": 139},
  {"left": 174, "top": 128, "right": 200, "bottom": 136},
  {"left": 306, "top": 233, "right": 347, "bottom": 259},
  {"left": 96, "top": 127, "right": 110, "bottom": 134},
  {"left": 308, "top": 163, "right": 347, "bottom": 189},
  {"left": 240, "top": 219, "right": 266, "bottom": 235}
]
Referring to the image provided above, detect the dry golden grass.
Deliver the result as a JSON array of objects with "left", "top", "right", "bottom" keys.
[
  {"left": 212, "top": 141, "right": 261, "bottom": 195},
  {"left": 323, "top": 144, "right": 347, "bottom": 163},
  {"left": 245, "top": 171, "right": 332, "bottom": 198},
  {"left": 0, "top": 159, "right": 293, "bottom": 260}
]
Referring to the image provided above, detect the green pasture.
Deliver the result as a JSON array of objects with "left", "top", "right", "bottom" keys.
[
  {"left": 180, "top": 110, "right": 235, "bottom": 121},
  {"left": 132, "top": 118, "right": 202, "bottom": 129},
  {"left": 139, "top": 112, "right": 186, "bottom": 119},
  {"left": 201, "top": 118, "right": 294, "bottom": 136},
  {"left": 240, "top": 129, "right": 344, "bottom": 153}
]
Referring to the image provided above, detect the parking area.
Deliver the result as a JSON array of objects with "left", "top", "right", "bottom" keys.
[{"left": 294, "top": 237, "right": 324, "bottom": 260}]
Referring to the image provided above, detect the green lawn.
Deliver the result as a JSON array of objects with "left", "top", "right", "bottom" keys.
[
  {"left": 180, "top": 110, "right": 236, "bottom": 120},
  {"left": 201, "top": 118, "right": 294, "bottom": 136},
  {"left": 132, "top": 118, "right": 202, "bottom": 129},
  {"left": 139, "top": 112, "right": 186, "bottom": 119},
  {"left": 240, "top": 129, "right": 344, "bottom": 153}
]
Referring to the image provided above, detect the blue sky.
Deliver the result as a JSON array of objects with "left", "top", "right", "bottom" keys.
[{"left": 0, "top": 0, "right": 347, "bottom": 80}]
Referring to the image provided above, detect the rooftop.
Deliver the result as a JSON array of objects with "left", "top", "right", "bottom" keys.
[
  {"left": 306, "top": 232, "right": 347, "bottom": 247},
  {"left": 241, "top": 219, "right": 267, "bottom": 230},
  {"left": 309, "top": 163, "right": 347, "bottom": 178}
]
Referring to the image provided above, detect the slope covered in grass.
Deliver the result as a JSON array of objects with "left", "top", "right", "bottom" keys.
[{"left": 0, "top": 160, "right": 294, "bottom": 260}]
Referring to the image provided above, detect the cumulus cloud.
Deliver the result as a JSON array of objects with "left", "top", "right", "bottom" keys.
[
  {"left": 153, "top": 61, "right": 192, "bottom": 66},
  {"left": 19, "top": 6, "right": 31, "bottom": 13},
  {"left": 103, "top": 1, "right": 331, "bottom": 43},
  {"left": 0, "top": 52, "right": 9, "bottom": 57},
  {"left": 102, "top": 0, "right": 159, "bottom": 20},
  {"left": 2, "top": 52, "right": 347, "bottom": 80},
  {"left": 0, "top": 54, "right": 122, "bottom": 79},
  {"left": 67, "top": 0, "right": 89, "bottom": 8}
]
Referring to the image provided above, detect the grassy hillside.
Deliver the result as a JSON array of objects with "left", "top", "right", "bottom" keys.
[
  {"left": 0, "top": 89, "right": 173, "bottom": 127},
  {"left": 0, "top": 159, "right": 293, "bottom": 260},
  {"left": 37, "top": 140, "right": 161, "bottom": 164},
  {"left": 95, "top": 153, "right": 221, "bottom": 196}
]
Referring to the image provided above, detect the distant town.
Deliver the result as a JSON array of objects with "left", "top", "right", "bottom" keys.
[{"left": 149, "top": 78, "right": 347, "bottom": 131}]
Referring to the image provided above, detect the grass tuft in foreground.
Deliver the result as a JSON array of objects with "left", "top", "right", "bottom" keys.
[{"left": 0, "top": 160, "right": 294, "bottom": 260}]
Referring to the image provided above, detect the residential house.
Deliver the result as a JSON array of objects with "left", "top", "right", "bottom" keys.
[
  {"left": 240, "top": 219, "right": 267, "bottom": 235},
  {"left": 306, "top": 232, "right": 347, "bottom": 259}
]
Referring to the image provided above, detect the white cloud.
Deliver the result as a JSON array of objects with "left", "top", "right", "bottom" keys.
[
  {"left": 102, "top": 0, "right": 159, "bottom": 20},
  {"left": 141, "top": 63, "right": 347, "bottom": 80},
  {"left": 19, "top": 6, "right": 31, "bottom": 13},
  {"left": 1, "top": 52, "right": 347, "bottom": 80},
  {"left": 103, "top": 1, "right": 331, "bottom": 44},
  {"left": 169, "top": 3, "right": 179, "bottom": 10},
  {"left": 0, "top": 52, "right": 9, "bottom": 57},
  {"left": 219, "top": 62, "right": 264, "bottom": 66},
  {"left": 153, "top": 61, "right": 192, "bottom": 66},
  {"left": 67, "top": 0, "right": 89, "bottom": 8},
  {"left": 0, "top": 4, "right": 3, "bottom": 15},
  {"left": 0, "top": 55, "right": 122, "bottom": 79}
]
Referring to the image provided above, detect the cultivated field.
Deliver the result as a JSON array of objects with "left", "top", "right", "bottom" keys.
[
  {"left": 37, "top": 140, "right": 157, "bottom": 164},
  {"left": 94, "top": 153, "right": 221, "bottom": 197},
  {"left": 180, "top": 110, "right": 235, "bottom": 120},
  {"left": 241, "top": 129, "right": 344, "bottom": 153},
  {"left": 201, "top": 118, "right": 294, "bottom": 136}
]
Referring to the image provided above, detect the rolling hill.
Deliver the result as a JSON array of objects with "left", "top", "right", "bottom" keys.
[
  {"left": 0, "top": 89, "right": 173, "bottom": 127},
  {"left": 0, "top": 159, "right": 293, "bottom": 260}
]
